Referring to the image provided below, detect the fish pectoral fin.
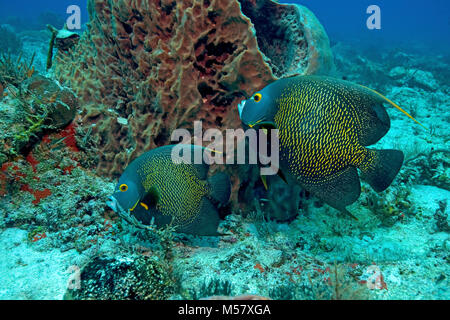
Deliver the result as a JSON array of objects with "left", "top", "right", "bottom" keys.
[
  {"left": 142, "top": 186, "right": 160, "bottom": 208},
  {"left": 260, "top": 122, "right": 278, "bottom": 130}
]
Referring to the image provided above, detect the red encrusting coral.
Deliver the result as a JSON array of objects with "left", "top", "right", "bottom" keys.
[
  {"left": 20, "top": 184, "right": 52, "bottom": 205},
  {"left": 59, "top": 122, "right": 79, "bottom": 153},
  {"left": 26, "top": 153, "right": 39, "bottom": 173},
  {"left": 31, "top": 232, "right": 47, "bottom": 242},
  {"left": 31, "top": 188, "right": 52, "bottom": 205},
  {"left": 0, "top": 121, "right": 81, "bottom": 200},
  {"left": 254, "top": 263, "right": 265, "bottom": 273}
]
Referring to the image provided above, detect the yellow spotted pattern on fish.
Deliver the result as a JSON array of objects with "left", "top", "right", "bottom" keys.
[
  {"left": 239, "top": 75, "right": 413, "bottom": 216},
  {"left": 274, "top": 78, "right": 371, "bottom": 185},
  {"left": 110, "top": 144, "right": 231, "bottom": 236},
  {"left": 137, "top": 152, "right": 209, "bottom": 227}
]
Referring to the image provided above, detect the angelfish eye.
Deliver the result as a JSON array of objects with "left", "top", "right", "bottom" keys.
[
  {"left": 119, "top": 184, "right": 128, "bottom": 192},
  {"left": 253, "top": 93, "right": 262, "bottom": 102}
]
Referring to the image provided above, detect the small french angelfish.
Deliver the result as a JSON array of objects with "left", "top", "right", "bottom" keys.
[
  {"left": 238, "top": 75, "right": 426, "bottom": 218},
  {"left": 107, "top": 144, "right": 231, "bottom": 235}
]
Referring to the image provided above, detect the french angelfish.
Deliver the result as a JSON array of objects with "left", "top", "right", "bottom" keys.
[
  {"left": 107, "top": 144, "right": 230, "bottom": 235},
  {"left": 238, "top": 75, "right": 425, "bottom": 217}
]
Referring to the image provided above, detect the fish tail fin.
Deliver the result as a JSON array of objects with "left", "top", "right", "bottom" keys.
[
  {"left": 359, "top": 84, "right": 428, "bottom": 130},
  {"left": 208, "top": 172, "right": 231, "bottom": 205},
  {"left": 359, "top": 149, "right": 404, "bottom": 192}
]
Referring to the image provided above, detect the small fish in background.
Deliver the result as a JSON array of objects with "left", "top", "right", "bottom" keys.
[
  {"left": 107, "top": 144, "right": 231, "bottom": 236},
  {"left": 238, "top": 75, "right": 426, "bottom": 218}
]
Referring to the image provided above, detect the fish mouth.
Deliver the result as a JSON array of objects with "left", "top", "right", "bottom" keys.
[
  {"left": 107, "top": 196, "right": 133, "bottom": 224},
  {"left": 238, "top": 100, "right": 246, "bottom": 118},
  {"left": 107, "top": 196, "right": 155, "bottom": 231},
  {"left": 107, "top": 196, "right": 132, "bottom": 219},
  {"left": 247, "top": 120, "right": 277, "bottom": 130},
  {"left": 106, "top": 195, "right": 119, "bottom": 212}
]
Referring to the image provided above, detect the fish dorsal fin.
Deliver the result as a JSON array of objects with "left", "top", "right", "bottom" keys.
[
  {"left": 358, "top": 84, "right": 428, "bottom": 130},
  {"left": 282, "top": 73, "right": 301, "bottom": 79}
]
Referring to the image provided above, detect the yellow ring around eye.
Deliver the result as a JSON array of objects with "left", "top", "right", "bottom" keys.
[
  {"left": 119, "top": 184, "right": 128, "bottom": 192},
  {"left": 254, "top": 93, "right": 262, "bottom": 102}
]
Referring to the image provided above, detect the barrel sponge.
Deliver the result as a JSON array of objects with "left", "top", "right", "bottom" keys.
[
  {"left": 238, "top": 0, "right": 334, "bottom": 77},
  {"left": 54, "top": 0, "right": 333, "bottom": 210}
]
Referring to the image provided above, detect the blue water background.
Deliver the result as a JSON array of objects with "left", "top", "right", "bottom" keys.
[
  {"left": 0, "top": 0, "right": 448, "bottom": 51},
  {"left": 284, "top": 0, "right": 450, "bottom": 52},
  {"left": 0, "top": 0, "right": 89, "bottom": 30}
]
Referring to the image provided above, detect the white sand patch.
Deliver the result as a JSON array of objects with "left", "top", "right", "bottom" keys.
[
  {"left": 410, "top": 185, "right": 450, "bottom": 217},
  {"left": 0, "top": 228, "right": 80, "bottom": 300}
]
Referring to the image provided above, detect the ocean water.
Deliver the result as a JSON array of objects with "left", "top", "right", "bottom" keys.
[
  {"left": 0, "top": 0, "right": 448, "bottom": 302},
  {"left": 290, "top": 0, "right": 450, "bottom": 49}
]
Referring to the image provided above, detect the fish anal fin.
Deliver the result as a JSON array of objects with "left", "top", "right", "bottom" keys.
[
  {"left": 360, "top": 149, "right": 404, "bottom": 192},
  {"left": 301, "top": 166, "right": 361, "bottom": 216},
  {"left": 178, "top": 198, "right": 220, "bottom": 236}
]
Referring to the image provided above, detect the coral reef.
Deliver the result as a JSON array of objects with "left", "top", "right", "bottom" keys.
[
  {"left": 360, "top": 183, "right": 414, "bottom": 227},
  {"left": 0, "top": 68, "right": 78, "bottom": 166},
  {"left": 0, "top": 52, "right": 35, "bottom": 87},
  {"left": 238, "top": 0, "right": 334, "bottom": 77},
  {"left": 53, "top": 0, "right": 333, "bottom": 213},
  {"left": 401, "top": 149, "right": 450, "bottom": 191},
  {"left": 188, "top": 278, "right": 233, "bottom": 300},
  {"left": 65, "top": 254, "right": 176, "bottom": 300}
]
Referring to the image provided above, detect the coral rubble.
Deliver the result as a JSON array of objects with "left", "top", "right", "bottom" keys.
[
  {"left": 65, "top": 254, "right": 176, "bottom": 300},
  {"left": 0, "top": 70, "right": 78, "bottom": 166}
]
